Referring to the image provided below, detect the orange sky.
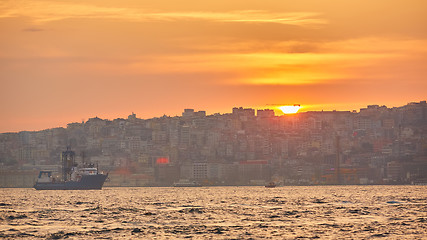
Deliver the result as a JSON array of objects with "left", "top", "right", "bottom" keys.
[{"left": 1, "top": 0, "right": 426, "bottom": 132}]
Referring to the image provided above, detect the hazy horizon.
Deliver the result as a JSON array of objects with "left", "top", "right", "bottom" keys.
[{"left": 1, "top": 100, "right": 425, "bottom": 134}]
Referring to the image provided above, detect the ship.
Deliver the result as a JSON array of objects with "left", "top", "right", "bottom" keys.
[
  {"left": 173, "top": 179, "right": 202, "bottom": 187},
  {"left": 265, "top": 181, "right": 276, "bottom": 188},
  {"left": 34, "top": 147, "right": 108, "bottom": 190}
]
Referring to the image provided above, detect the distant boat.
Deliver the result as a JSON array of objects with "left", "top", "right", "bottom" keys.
[
  {"left": 173, "top": 179, "right": 202, "bottom": 187},
  {"left": 34, "top": 147, "right": 108, "bottom": 190},
  {"left": 265, "top": 182, "right": 276, "bottom": 188}
]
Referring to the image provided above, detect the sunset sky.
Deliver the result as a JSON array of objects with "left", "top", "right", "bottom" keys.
[{"left": 1, "top": 0, "right": 426, "bottom": 132}]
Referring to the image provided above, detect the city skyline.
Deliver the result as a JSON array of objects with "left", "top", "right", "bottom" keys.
[
  {"left": 1, "top": 100, "right": 426, "bottom": 188},
  {"left": 1, "top": 0, "right": 427, "bottom": 133},
  {"left": 0, "top": 101, "right": 424, "bottom": 134}
]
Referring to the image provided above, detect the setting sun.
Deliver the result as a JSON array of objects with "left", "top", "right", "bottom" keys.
[{"left": 279, "top": 105, "right": 301, "bottom": 114}]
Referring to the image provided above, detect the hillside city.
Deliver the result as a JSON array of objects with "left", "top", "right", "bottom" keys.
[{"left": 1, "top": 101, "right": 426, "bottom": 187}]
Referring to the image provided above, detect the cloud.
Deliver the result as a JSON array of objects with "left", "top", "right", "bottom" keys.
[
  {"left": 0, "top": 1, "right": 326, "bottom": 27},
  {"left": 153, "top": 10, "right": 327, "bottom": 26},
  {"left": 22, "top": 27, "right": 44, "bottom": 32}
]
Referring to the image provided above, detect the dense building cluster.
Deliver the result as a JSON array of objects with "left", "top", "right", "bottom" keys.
[{"left": 1, "top": 101, "right": 426, "bottom": 187}]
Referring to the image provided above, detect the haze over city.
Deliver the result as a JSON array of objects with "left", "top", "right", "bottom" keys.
[{"left": 1, "top": 0, "right": 426, "bottom": 133}]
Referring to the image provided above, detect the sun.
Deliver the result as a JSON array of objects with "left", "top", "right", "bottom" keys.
[{"left": 279, "top": 105, "right": 301, "bottom": 114}]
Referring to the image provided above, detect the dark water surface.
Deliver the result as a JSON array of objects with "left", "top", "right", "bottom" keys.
[{"left": 0, "top": 186, "right": 426, "bottom": 239}]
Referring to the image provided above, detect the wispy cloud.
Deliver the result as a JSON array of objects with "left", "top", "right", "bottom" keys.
[
  {"left": 0, "top": 1, "right": 326, "bottom": 26},
  {"left": 116, "top": 37, "right": 425, "bottom": 86},
  {"left": 151, "top": 10, "right": 326, "bottom": 26},
  {"left": 22, "top": 27, "right": 44, "bottom": 32}
]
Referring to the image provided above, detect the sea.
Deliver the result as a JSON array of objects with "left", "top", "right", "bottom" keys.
[{"left": 0, "top": 185, "right": 426, "bottom": 239}]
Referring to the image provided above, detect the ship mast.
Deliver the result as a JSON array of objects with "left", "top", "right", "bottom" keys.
[{"left": 61, "top": 146, "right": 75, "bottom": 182}]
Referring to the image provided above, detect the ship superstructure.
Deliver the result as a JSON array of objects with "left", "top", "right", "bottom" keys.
[{"left": 34, "top": 147, "right": 108, "bottom": 190}]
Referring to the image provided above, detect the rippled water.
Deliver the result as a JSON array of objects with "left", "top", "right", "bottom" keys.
[{"left": 0, "top": 186, "right": 426, "bottom": 239}]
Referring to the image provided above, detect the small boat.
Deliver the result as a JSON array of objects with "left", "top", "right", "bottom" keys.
[
  {"left": 173, "top": 179, "right": 202, "bottom": 187},
  {"left": 34, "top": 147, "right": 108, "bottom": 190},
  {"left": 265, "top": 182, "right": 276, "bottom": 188}
]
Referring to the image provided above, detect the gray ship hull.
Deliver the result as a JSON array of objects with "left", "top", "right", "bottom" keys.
[{"left": 34, "top": 174, "right": 108, "bottom": 190}]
